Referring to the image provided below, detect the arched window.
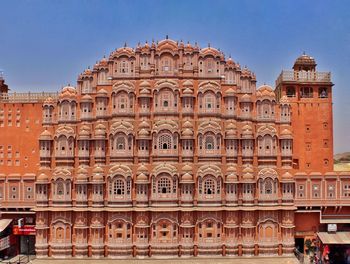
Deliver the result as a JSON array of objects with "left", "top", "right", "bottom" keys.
[
  {"left": 158, "top": 177, "right": 171, "bottom": 194},
  {"left": 202, "top": 91, "right": 216, "bottom": 112},
  {"left": 57, "top": 181, "right": 64, "bottom": 196},
  {"left": 265, "top": 179, "right": 273, "bottom": 194},
  {"left": 116, "top": 136, "right": 125, "bottom": 150},
  {"left": 60, "top": 101, "right": 70, "bottom": 120},
  {"left": 204, "top": 179, "right": 215, "bottom": 194},
  {"left": 157, "top": 88, "right": 175, "bottom": 110},
  {"left": 82, "top": 80, "right": 91, "bottom": 94},
  {"left": 98, "top": 70, "right": 107, "bottom": 85},
  {"left": 205, "top": 135, "right": 215, "bottom": 150},
  {"left": 114, "top": 179, "right": 125, "bottom": 195},
  {"left": 158, "top": 132, "right": 172, "bottom": 150},
  {"left": 119, "top": 60, "right": 129, "bottom": 73}
]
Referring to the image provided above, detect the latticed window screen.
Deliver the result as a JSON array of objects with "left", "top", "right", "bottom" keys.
[
  {"left": 159, "top": 133, "right": 172, "bottom": 149},
  {"left": 204, "top": 179, "right": 215, "bottom": 194},
  {"left": 116, "top": 136, "right": 126, "bottom": 150},
  {"left": 158, "top": 177, "right": 171, "bottom": 194},
  {"left": 205, "top": 94, "right": 214, "bottom": 109},
  {"left": 113, "top": 179, "right": 125, "bottom": 195},
  {"left": 57, "top": 181, "right": 64, "bottom": 196},
  {"left": 205, "top": 135, "right": 215, "bottom": 150}
]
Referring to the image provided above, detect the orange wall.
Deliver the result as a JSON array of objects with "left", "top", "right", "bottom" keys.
[
  {"left": 0, "top": 102, "right": 43, "bottom": 174},
  {"left": 295, "top": 212, "right": 320, "bottom": 233}
]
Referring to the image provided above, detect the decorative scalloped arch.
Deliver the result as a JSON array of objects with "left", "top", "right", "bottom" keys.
[
  {"left": 108, "top": 164, "right": 132, "bottom": 178},
  {"left": 258, "top": 168, "right": 278, "bottom": 180},
  {"left": 152, "top": 163, "right": 178, "bottom": 177},
  {"left": 112, "top": 80, "right": 135, "bottom": 94},
  {"left": 152, "top": 119, "right": 179, "bottom": 134},
  {"left": 198, "top": 80, "right": 221, "bottom": 94},
  {"left": 198, "top": 120, "right": 222, "bottom": 135},
  {"left": 197, "top": 164, "right": 222, "bottom": 178},
  {"left": 110, "top": 121, "right": 134, "bottom": 136},
  {"left": 257, "top": 124, "right": 277, "bottom": 137},
  {"left": 55, "top": 126, "right": 75, "bottom": 138}
]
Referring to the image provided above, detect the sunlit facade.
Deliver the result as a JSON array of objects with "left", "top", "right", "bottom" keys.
[{"left": 0, "top": 39, "right": 343, "bottom": 259}]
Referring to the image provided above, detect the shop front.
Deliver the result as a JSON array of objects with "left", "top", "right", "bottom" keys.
[
  {"left": 317, "top": 228, "right": 350, "bottom": 264},
  {"left": 13, "top": 222, "right": 36, "bottom": 255},
  {"left": 0, "top": 219, "right": 16, "bottom": 260}
]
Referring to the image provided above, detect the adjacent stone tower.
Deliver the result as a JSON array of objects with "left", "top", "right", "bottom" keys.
[{"left": 275, "top": 54, "right": 334, "bottom": 173}]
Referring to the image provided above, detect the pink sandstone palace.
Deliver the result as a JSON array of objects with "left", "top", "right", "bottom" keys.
[{"left": 0, "top": 38, "right": 346, "bottom": 258}]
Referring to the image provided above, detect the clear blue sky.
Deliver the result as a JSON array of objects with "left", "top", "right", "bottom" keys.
[{"left": 0, "top": 0, "right": 349, "bottom": 153}]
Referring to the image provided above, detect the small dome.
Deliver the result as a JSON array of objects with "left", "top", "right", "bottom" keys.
[
  {"left": 182, "top": 163, "right": 193, "bottom": 172},
  {"left": 241, "top": 94, "right": 252, "bottom": 102},
  {"left": 136, "top": 172, "right": 148, "bottom": 183},
  {"left": 182, "top": 87, "right": 194, "bottom": 95},
  {"left": 59, "top": 85, "right": 77, "bottom": 100},
  {"left": 257, "top": 85, "right": 275, "bottom": 99},
  {"left": 225, "top": 122, "right": 237, "bottom": 138},
  {"left": 183, "top": 120, "right": 193, "bottom": 128},
  {"left": 138, "top": 128, "right": 150, "bottom": 137},
  {"left": 183, "top": 80, "right": 193, "bottom": 87},
  {"left": 182, "top": 128, "right": 194, "bottom": 137},
  {"left": 242, "top": 124, "right": 254, "bottom": 138},
  {"left": 81, "top": 94, "right": 93, "bottom": 102},
  {"left": 139, "top": 87, "right": 152, "bottom": 97},
  {"left": 242, "top": 166, "right": 254, "bottom": 180},
  {"left": 76, "top": 166, "right": 89, "bottom": 181},
  {"left": 43, "top": 96, "right": 55, "bottom": 105},
  {"left": 37, "top": 173, "right": 49, "bottom": 182},
  {"left": 92, "top": 166, "right": 104, "bottom": 182},
  {"left": 139, "top": 120, "right": 150, "bottom": 129},
  {"left": 282, "top": 171, "right": 293, "bottom": 179},
  {"left": 96, "top": 88, "right": 108, "bottom": 97},
  {"left": 226, "top": 121, "right": 237, "bottom": 130},
  {"left": 39, "top": 129, "right": 52, "bottom": 140},
  {"left": 181, "top": 172, "right": 193, "bottom": 182},
  {"left": 280, "top": 128, "right": 293, "bottom": 139},
  {"left": 224, "top": 88, "right": 235, "bottom": 97},
  {"left": 139, "top": 80, "right": 151, "bottom": 87},
  {"left": 78, "top": 125, "right": 91, "bottom": 137},
  {"left": 137, "top": 163, "right": 148, "bottom": 173},
  {"left": 94, "top": 123, "right": 106, "bottom": 137},
  {"left": 226, "top": 165, "right": 237, "bottom": 173},
  {"left": 92, "top": 165, "right": 104, "bottom": 174},
  {"left": 294, "top": 54, "right": 316, "bottom": 66},
  {"left": 226, "top": 173, "right": 238, "bottom": 183}
]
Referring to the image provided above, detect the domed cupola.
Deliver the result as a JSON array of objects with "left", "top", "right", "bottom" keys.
[{"left": 293, "top": 53, "right": 317, "bottom": 71}]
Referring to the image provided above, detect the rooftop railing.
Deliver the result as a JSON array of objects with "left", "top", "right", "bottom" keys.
[
  {"left": 276, "top": 70, "right": 331, "bottom": 86},
  {"left": 0, "top": 92, "right": 59, "bottom": 103}
]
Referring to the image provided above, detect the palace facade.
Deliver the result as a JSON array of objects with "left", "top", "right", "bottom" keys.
[{"left": 0, "top": 39, "right": 347, "bottom": 258}]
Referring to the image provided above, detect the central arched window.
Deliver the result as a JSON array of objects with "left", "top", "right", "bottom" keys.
[
  {"left": 158, "top": 177, "right": 171, "bottom": 194},
  {"left": 158, "top": 132, "right": 172, "bottom": 150},
  {"left": 265, "top": 179, "right": 273, "bottom": 194},
  {"left": 259, "top": 177, "right": 278, "bottom": 200},
  {"left": 57, "top": 181, "right": 64, "bottom": 196},
  {"left": 205, "top": 135, "right": 215, "bottom": 150},
  {"left": 109, "top": 176, "right": 131, "bottom": 201},
  {"left": 116, "top": 136, "right": 125, "bottom": 150},
  {"left": 114, "top": 179, "right": 125, "bottom": 195},
  {"left": 204, "top": 179, "right": 215, "bottom": 194}
]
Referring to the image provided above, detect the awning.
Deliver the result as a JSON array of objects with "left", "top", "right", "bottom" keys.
[
  {"left": 317, "top": 232, "right": 350, "bottom": 244},
  {"left": 0, "top": 219, "right": 12, "bottom": 233}
]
